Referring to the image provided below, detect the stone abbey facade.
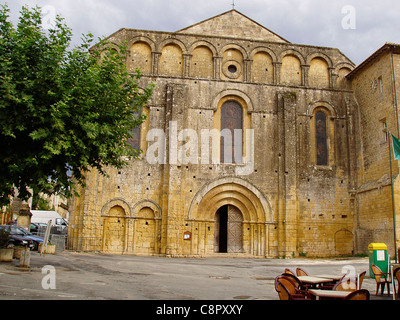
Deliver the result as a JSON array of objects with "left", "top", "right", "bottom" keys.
[{"left": 68, "top": 10, "right": 400, "bottom": 258}]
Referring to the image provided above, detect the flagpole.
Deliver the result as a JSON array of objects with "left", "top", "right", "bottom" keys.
[{"left": 389, "top": 131, "right": 398, "bottom": 263}]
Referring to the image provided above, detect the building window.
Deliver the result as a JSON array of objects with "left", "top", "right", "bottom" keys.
[
  {"left": 378, "top": 76, "right": 383, "bottom": 94},
  {"left": 380, "top": 118, "right": 387, "bottom": 143},
  {"left": 220, "top": 100, "right": 243, "bottom": 163},
  {"left": 315, "top": 111, "right": 328, "bottom": 165},
  {"left": 127, "top": 111, "right": 143, "bottom": 151},
  {"left": 128, "top": 126, "right": 141, "bottom": 150}
]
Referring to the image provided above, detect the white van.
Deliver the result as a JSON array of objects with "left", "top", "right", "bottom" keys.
[{"left": 31, "top": 210, "right": 68, "bottom": 234}]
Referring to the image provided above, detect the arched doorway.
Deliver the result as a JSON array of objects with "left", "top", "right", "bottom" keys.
[
  {"left": 187, "top": 177, "right": 272, "bottom": 257},
  {"left": 102, "top": 205, "right": 126, "bottom": 253},
  {"left": 214, "top": 205, "right": 243, "bottom": 253}
]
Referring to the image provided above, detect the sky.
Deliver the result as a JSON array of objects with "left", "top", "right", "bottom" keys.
[{"left": 3, "top": 0, "right": 400, "bottom": 65}]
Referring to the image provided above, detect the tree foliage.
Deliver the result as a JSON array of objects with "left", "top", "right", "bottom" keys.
[{"left": 0, "top": 4, "right": 154, "bottom": 206}]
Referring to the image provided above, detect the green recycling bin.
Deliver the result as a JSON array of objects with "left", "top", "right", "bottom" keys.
[{"left": 368, "top": 243, "right": 388, "bottom": 278}]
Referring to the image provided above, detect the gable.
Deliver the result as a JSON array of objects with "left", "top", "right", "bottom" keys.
[{"left": 177, "top": 10, "right": 289, "bottom": 43}]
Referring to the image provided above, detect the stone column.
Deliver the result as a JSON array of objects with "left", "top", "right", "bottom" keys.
[
  {"left": 329, "top": 67, "right": 335, "bottom": 88},
  {"left": 162, "top": 83, "right": 189, "bottom": 256},
  {"left": 183, "top": 54, "right": 192, "bottom": 77},
  {"left": 273, "top": 62, "right": 282, "bottom": 85},
  {"left": 277, "top": 92, "right": 299, "bottom": 258},
  {"left": 213, "top": 56, "right": 222, "bottom": 80},
  {"left": 244, "top": 59, "right": 252, "bottom": 82},
  {"left": 301, "top": 64, "right": 310, "bottom": 87},
  {"left": 152, "top": 52, "right": 161, "bottom": 75}
]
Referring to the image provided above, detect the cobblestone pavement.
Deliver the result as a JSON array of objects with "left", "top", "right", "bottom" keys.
[{"left": 0, "top": 251, "right": 397, "bottom": 301}]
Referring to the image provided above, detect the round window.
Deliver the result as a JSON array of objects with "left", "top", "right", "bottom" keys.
[
  {"left": 222, "top": 60, "right": 242, "bottom": 79},
  {"left": 228, "top": 64, "right": 237, "bottom": 73}
]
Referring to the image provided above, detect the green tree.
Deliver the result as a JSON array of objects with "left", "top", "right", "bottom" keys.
[{"left": 0, "top": 4, "right": 153, "bottom": 206}]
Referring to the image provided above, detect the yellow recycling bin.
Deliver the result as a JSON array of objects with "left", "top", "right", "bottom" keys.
[{"left": 368, "top": 243, "right": 388, "bottom": 278}]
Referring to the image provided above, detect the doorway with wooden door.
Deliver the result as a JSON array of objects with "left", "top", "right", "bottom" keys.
[{"left": 214, "top": 205, "right": 243, "bottom": 253}]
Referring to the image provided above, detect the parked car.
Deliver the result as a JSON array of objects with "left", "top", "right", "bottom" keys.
[
  {"left": 30, "top": 222, "right": 48, "bottom": 235},
  {"left": 0, "top": 225, "right": 34, "bottom": 250},
  {"left": 15, "top": 226, "right": 44, "bottom": 251}
]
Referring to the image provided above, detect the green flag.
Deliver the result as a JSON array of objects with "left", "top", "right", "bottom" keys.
[{"left": 392, "top": 134, "right": 400, "bottom": 160}]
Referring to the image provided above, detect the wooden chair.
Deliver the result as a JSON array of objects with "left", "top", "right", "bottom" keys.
[
  {"left": 371, "top": 264, "right": 392, "bottom": 295},
  {"left": 320, "top": 274, "right": 345, "bottom": 290},
  {"left": 282, "top": 273, "right": 307, "bottom": 291},
  {"left": 274, "top": 276, "right": 311, "bottom": 300},
  {"left": 332, "top": 277, "right": 357, "bottom": 292},
  {"left": 275, "top": 276, "right": 291, "bottom": 300},
  {"left": 321, "top": 271, "right": 366, "bottom": 291},
  {"left": 284, "top": 268, "right": 295, "bottom": 276},
  {"left": 344, "top": 289, "right": 370, "bottom": 300},
  {"left": 275, "top": 280, "right": 290, "bottom": 300},
  {"left": 393, "top": 267, "right": 400, "bottom": 296},
  {"left": 296, "top": 267, "right": 309, "bottom": 276},
  {"left": 275, "top": 275, "right": 294, "bottom": 300},
  {"left": 357, "top": 271, "right": 366, "bottom": 289}
]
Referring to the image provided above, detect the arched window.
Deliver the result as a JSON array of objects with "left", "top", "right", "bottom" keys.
[
  {"left": 127, "top": 110, "right": 142, "bottom": 151},
  {"left": 127, "top": 126, "right": 141, "bottom": 150},
  {"left": 220, "top": 100, "right": 243, "bottom": 163},
  {"left": 127, "top": 107, "right": 151, "bottom": 152},
  {"left": 315, "top": 111, "right": 328, "bottom": 165}
]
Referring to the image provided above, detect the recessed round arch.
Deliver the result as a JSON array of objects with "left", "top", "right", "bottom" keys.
[
  {"left": 334, "top": 62, "right": 354, "bottom": 76},
  {"left": 132, "top": 199, "right": 162, "bottom": 219},
  {"left": 211, "top": 89, "right": 254, "bottom": 112},
  {"left": 187, "top": 177, "right": 272, "bottom": 223},
  {"left": 188, "top": 40, "right": 218, "bottom": 57},
  {"left": 101, "top": 198, "right": 132, "bottom": 217},
  {"left": 219, "top": 43, "right": 248, "bottom": 59},
  {"left": 127, "top": 36, "right": 156, "bottom": 53},
  {"left": 306, "top": 52, "right": 333, "bottom": 68},
  {"left": 249, "top": 46, "right": 277, "bottom": 62},
  {"left": 334, "top": 61, "right": 354, "bottom": 71},
  {"left": 278, "top": 49, "right": 306, "bottom": 65},
  {"left": 307, "top": 100, "right": 337, "bottom": 117},
  {"left": 156, "top": 38, "right": 188, "bottom": 54}
]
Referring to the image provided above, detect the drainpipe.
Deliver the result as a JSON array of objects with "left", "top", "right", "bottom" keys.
[
  {"left": 391, "top": 50, "right": 399, "bottom": 263},
  {"left": 391, "top": 51, "right": 399, "bottom": 136}
]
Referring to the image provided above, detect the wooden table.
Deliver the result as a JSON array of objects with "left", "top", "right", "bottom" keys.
[
  {"left": 297, "top": 276, "right": 334, "bottom": 288},
  {"left": 314, "top": 274, "right": 344, "bottom": 281},
  {"left": 309, "top": 289, "right": 351, "bottom": 300}
]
